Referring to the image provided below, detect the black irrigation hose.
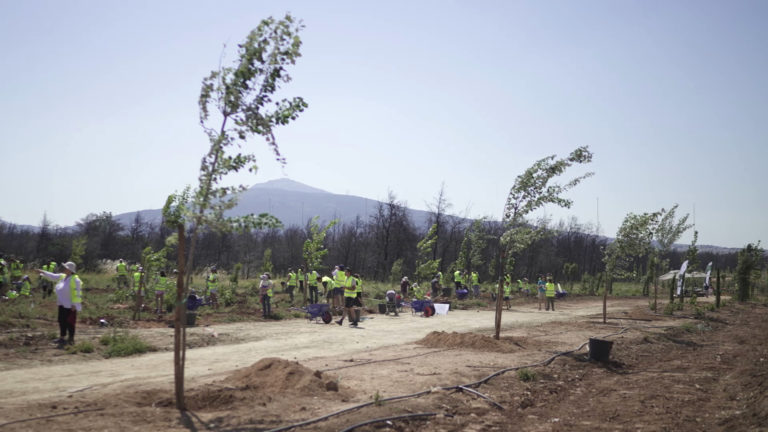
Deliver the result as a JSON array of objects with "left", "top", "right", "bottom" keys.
[
  {"left": 262, "top": 326, "right": 636, "bottom": 432},
  {"left": 264, "top": 390, "right": 433, "bottom": 432},
  {"left": 319, "top": 349, "right": 449, "bottom": 373},
  {"left": 339, "top": 412, "right": 438, "bottom": 432},
  {"left": 0, "top": 408, "right": 105, "bottom": 428}
]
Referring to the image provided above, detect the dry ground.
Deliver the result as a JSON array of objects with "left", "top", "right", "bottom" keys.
[{"left": 0, "top": 297, "right": 766, "bottom": 431}]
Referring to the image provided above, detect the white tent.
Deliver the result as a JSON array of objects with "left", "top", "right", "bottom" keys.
[{"left": 658, "top": 270, "right": 707, "bottom": 281}]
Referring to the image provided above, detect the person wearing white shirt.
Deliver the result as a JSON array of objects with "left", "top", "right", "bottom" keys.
[{"left": 37, "top": 261, "right": 82, "bottom": 346}]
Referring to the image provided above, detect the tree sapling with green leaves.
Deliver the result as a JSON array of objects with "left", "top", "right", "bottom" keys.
[{"left": 163, "top": 14, "right": 307, "bottom": 410}]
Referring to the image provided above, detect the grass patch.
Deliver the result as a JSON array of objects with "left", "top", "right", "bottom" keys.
[
  {"left": 100, "top": 331, "right": 154, "bottom": 358},
  {"left": 517, "top": 368, "right": 536, "bottom": 382},
  {"left": 66, "top": 341, "right": 95, "bottom": 354}
]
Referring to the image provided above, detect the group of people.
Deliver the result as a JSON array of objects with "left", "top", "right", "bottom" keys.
[{"left": 264, "top": 265, "right": 364, "bottom": 328}]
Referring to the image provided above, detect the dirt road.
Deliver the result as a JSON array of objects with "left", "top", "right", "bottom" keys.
[{"left": 0, "top": 298, "right": 641, "bottom": 408}]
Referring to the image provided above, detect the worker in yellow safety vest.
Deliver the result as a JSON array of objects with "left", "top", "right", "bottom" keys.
[
  {"left": 285, "top": 268, "right": 297, "bottom": 304},
  {"left": 336, "top": 269, "right": 361, "bottom": 327},
  {"left": 333, "top": 265, "right": 347, "bottom": 310},
  {"left": 116, "top": 259, "right": 129, "bottom": 289},
  {"left": 545, "top": 276, "right": 556, "bottom": 311}
]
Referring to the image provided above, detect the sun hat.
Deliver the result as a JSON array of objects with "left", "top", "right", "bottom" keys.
[
  {"left": 62, "top": 262, "right": 77, "bottom": 273},
  {"left": 260, "top": 274, "right": 268, "bottom": 280}
]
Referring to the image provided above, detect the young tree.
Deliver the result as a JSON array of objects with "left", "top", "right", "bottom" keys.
[
  {"left": 261, "top": 248, "right": 274, "bottom": 275},
  {"left": 736, "top": 242, "right": 764, "bottom": 302},
  {"left": 415, "top": 224, "right": 440, "bottom": 283},
  {"left": 164, "top": 14, "right": 306, "bottom": 411},
  {"left": 303, "top": 217, "right": 338, "bottom": 271},
  {"left": 604, "top": 211, "right": 660, "bottom": 320},
  {"left": 457, "top": 218, "right": 489, "bottom": 275},
  {"left": 495, "top": 146, "right": 594, "bottom": 338}
]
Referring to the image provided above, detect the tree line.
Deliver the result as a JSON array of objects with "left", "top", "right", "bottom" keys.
[{"left": 0, "top": 199, "right": 739, "bottom": 287}]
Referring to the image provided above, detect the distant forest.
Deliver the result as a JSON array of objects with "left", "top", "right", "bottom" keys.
[{"left": 0, "top": 197, "right": 738, "bottom": 285}]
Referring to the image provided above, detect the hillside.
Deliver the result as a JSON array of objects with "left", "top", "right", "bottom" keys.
[{"left": 111, "top": 178, "right": 434, "bottom": 230}]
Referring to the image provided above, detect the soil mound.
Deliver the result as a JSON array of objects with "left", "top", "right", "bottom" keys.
[
  {"left": 148, "top": 358, "right": 349, "bottom": 411},
  {"left": 224, "top": 357, "right": 330, "bottom": 393},
  {"left": 416, "top": 331, "right": 524, "bottom": 353}
]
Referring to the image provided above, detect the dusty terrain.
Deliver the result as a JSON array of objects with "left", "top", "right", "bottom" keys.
[{"left": 0, "top": 297, "right": 766, "bottom": 431}]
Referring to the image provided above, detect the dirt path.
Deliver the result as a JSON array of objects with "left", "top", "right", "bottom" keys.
[{"left": 0, "top": 298, "right": 640, "bottom": 408}]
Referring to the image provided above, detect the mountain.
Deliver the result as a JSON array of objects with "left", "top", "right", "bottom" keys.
[{"left": 112, "top": 179, "right": 433, "bottom": 230}]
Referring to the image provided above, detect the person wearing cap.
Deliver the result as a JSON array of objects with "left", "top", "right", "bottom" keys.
[
  {"left": 207, "top": 266, "right": 219, "bottom": 309},
  {"left": 400, "top": 276, "right": 410, "bottom": 298},
  {"left": 37, "top": 261, "right": 82, "bottom": 346},
  {"left": 259, "top": 273, "right": 274, "bottom": 318}
]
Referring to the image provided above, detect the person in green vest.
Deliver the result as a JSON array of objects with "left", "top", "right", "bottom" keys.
[
  {"left": 116, "top": 259, "right": 129, "bottom": 289},
  {"left": 153, "top": 270, "right": 169, "bottom": 314},
  {"left": 411, "top": 282, "right": 424, "bottom": 300},
  {"left": 37, "top": 261, "right": 82, "bottom": 347},
  {"left": 19, "top": 275, "right": 32, "bottom": 297},
  {"left": 503, "top": 279, "right": 512, "bottom": 310},
  {"left": 337, "top": 268, "right": 361, "bottom": 327},
  {"left": 10, "top": 257, "right": 23, "bottom": 284},
  {"left": 132, "top": 267, "right": 146, "bottom": 319},
  {"left": 259, "top": 273, "right": 274, "bottom": 318},
  {"left": 307, "top": 269, "right": 320, "bottom": 304},
  {"left": 545, "top": 276, "right": 556, "bottom": 311},
  {"left": 453, "top": 269, "right": 463, "bottom": 291},
  {"left": 471, "top": 271, "right": 480, "bottom": 298},
  {"left": 354, "top": 273, "right": 365, "bottom": 317},
  {"left": 297, "top": 267, "right": 306, "bottom": 305},
  {"left": 333, "top": 265, "right": 347, "bottom": 311},
  {"left": 321, "top": 275, "right": 335, "bottom": 305},
  {"left": 207, "top": 266, "right": 219, "bottom": 309},
  {"left": 284, "top": 268, "right": 297, "bottom": 304},
  {"left": 39, "top": 259, "right": 57, "bottom": 298}
]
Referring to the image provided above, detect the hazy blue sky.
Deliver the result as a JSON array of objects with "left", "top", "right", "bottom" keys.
[{"left": 1, "top": 0, "right": 766, "bottom": 249}]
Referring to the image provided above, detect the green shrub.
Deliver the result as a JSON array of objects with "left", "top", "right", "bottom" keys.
[
  {"left": 66, "top": 341, "right": 94, "bottom": 354},
  {"left": 100, "top": 331, "right": 153, "bottom": 358},
  {"left": 680, "top": 322, "right": 696, "bottom": 332},
  {"left": 663, "top": 303, "right": 676, "bottom": 315},
  {"left": 517, "top": 368, "right": 536, "bottom": 382},
  {"left": 648, "top": 301, "right": 657, "bottom": 312},
  {"left": 688, "top": 295, "right": 698, "bottom": 306}
]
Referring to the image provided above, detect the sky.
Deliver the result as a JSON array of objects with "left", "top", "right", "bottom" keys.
[{"left": 1, "top": 0, "right": 766, "bottom": 249}]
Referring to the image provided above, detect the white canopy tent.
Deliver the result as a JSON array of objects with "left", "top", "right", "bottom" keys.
[{"left": 658, "top": 270, "right": 707, "bottom": 281}]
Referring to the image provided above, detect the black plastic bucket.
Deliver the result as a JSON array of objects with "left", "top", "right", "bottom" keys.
[
  {"left": 378, "top": 303, "right": 387, "bottom": 314},
  {"left": 186, "top": 312, "right": 197, "bottom": 326},
  {"left": 588, "top": 338, "right": 613, "bottom": 362}
]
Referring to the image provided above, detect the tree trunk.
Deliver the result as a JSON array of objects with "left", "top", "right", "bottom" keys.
[
  {"left": 494, "top": 277, "right": 503, "bottom": 340},
  {"left": 602, "top": 273, "right": 608, "bottom": 324},
  {"left": 174, "top": 224, "right": 186, "bottom": 411}
]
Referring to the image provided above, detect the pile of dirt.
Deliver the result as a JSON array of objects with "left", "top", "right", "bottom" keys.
[
  {"left": 170, "top": 357, "right": 351, "bottom": 411},
  {"left": 416, "top": 331, "right": 525, "bottom": 353},
  {"left": 225, "top": 357, "right": 335, "bottom": 393}
]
